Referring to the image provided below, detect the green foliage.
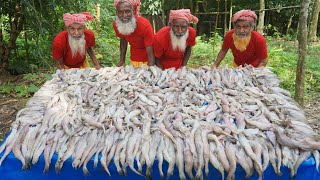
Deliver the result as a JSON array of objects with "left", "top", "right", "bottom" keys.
[
  {"left": 188, "top": 36, "right": 215, "bottom": 67},
  {"left": 258, "top": 38, "right": 320, "bottom": 96},
  {"left": 189, "top": 33, "right": 233, "bottom": 68},
  {"left": 0, "top": 72, "right": 53, "bottom": 97},
  {"left": 0, "top": 83, "right": 15, "bottom": 94},
  {"left": 141, "top": 0, "right": 162, "bottom": 15},
  {"left": 23, "top": 72, "right": 52, "bottom": 85},
  {"left": 14, "top": 85, "right": 29, "bottom": 97}
]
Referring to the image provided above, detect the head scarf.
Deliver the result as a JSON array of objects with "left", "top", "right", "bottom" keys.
[
  {"left": 232, "top": 9, "right": 257, "bottom": 23},
  {"left": 169, "top": 9, "right": 199, "bottom": 24},
  {"left": 114, "top": 0, "right": 141, "bottom": 17},
  {"left": 63, "top": 12, "right": 94, "bottom": 27}
]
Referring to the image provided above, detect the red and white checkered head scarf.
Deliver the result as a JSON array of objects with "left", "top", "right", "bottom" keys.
[
  {"left": 63, "top": 12, "right": 94, "bottom": 27},
  {"left": 169, "top": 9, "right": 199, "bottom": 24},
  {"left": 232, "top": 9, "right": 257, "bottom": 23},
  {"left": 114, "top": 0, "right": 141, "bottom": 17}
]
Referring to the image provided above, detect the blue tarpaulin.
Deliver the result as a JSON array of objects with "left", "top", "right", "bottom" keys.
[{"left": 1, "top": 151, "right": 320, "bottom": 180}]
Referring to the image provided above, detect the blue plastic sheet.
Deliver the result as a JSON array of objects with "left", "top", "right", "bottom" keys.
[{"left": 1, "top": 150, "right": 320, "bottom": 180}]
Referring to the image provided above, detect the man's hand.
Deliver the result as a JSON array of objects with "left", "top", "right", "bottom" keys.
[
  {"left": 148, "top": 62, "right": 155, "bottom": 66},
  {"left": 94, "top": 64, "right": 101, "bottom": 70},
  {"left": 257, "top": 59, "right": 268, "bottom": 68},
  {"left": 117, "top": 61, "right": 125, "bottom": 67},
  {"left": 211, "top": 65, "right": 217, "bottom": 70},
  {"left": 156, "top": 63, "right": 163, "bottom": 69},
  {"left": 155, "top": 58, "right": 163, "bottom": 69},
  {"left": 55, "top": 58, "right": 64, "bottom": 69},
  {"left": 212, "top": 49, "right": 228, "bottom": 69}
]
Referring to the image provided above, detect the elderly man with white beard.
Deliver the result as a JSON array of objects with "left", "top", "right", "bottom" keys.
[
  {"left": 52, "top": 12, "right": 101, "bottom": 69},
  {"left": 153, "top": 9, "right": 198, "bottom": 70},
  {"left": 113, "top": 0, "right": 155, "bottom": 67},
  {"left": 212, "top": 9, "right": 268, "bottom": 68}
]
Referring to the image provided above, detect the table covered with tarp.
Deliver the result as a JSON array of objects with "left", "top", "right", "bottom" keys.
[
  {"left": 0, "top": 151, "right": 319, "bottom": 180},
  {"left": 1, "top": 67, "right": 320, "bottom": 180}
]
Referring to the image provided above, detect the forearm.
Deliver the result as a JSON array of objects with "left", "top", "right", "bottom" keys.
[
  {"left": 257, "top": 58, "right": 268, "bottom": 67},
  {"left": 212, "top": 49, "right": 228, "bottom": 68},
  {"left": 119, "top": 38, "right": 128, "bottom": 64},
  {"left": 146, "top": 46, "right": 155, "bottom": 66},
  {"left": 182, "top": 46, "right": 192, "bottom": 66},
  {"left": 87, "top": 47, "right": 100, "bottom": 67}
]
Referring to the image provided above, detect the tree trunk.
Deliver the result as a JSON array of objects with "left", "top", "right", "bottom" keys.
[
  {"left": 295, "top": 0, "right": 311, "bottom": 106},
  {"left": 24, "top": 29, "right": 29, "bottom": 59},
  {"left": 257, "top": 0, "right": 265, "bottom": 34},
  {"left": 308, "top": 0, "right": 320, "bottom": 42},
  {"left": 0, "top": 1, "right": 25, "bottom": 70}
]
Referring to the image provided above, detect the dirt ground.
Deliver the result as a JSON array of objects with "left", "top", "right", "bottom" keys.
[{"left": 0, "top": 71, "right": 320, "bottom": 142}]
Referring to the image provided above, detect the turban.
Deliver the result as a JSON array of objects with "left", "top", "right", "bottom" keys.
[
  {"left": 169, "top": 9, "right": 199, "bottom": 24},
  {"left": 114, "top": 0, "right": 141, "bottom": 17},
  {"left": 63, "top": 12, "right": 94, "bottom": 27},
  {"left": 232, "top": 9, "right": 257, "bottom": 23}
]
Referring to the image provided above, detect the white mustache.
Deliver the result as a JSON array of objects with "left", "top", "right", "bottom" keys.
[{"left": 175, "top": 33, "right": 185, "bottom": 37}]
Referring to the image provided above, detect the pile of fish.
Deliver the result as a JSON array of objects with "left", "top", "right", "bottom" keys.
[{"left": 0, "top": 65, "right": 319, "bottom": 180}]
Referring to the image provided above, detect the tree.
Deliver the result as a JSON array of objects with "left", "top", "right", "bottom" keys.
[
  {"left": 0, "top": 1, "right": 25, "bottom": 70},
  {"left": 257, "top": 0, "right": 265, "bottom": 34},
  {"left": 295, "top": 0, "right": 311, "bottom": 106},
  {"left": 308, "top": 0, "right": 320, "bottom": 42}
]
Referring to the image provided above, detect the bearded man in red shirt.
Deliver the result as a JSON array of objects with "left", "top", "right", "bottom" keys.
[
  {"left": 52, "top": 12, "right": 101, "bottom": 69},
  {"left": 113, "top": 0, "right": 155, "bottom": 68},
  {"left": 154, "top": 9, "right": 198, "bottom": 70},
  {"left": 212, "top": 9, "right": 268, "bottom": 68}
]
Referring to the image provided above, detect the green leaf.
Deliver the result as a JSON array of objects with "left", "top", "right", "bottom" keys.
[
  {"left": 44, "top": 74, "right": 52, "bottom": 81},
  {"left": 28, "top": 84, "right": 39, "bottom": 93},
  {"left": 14, "top": 85, "right": 28, "bottom": 97},
  {"left": 0, "top": 83, "right": 14, "bottom": 94}
]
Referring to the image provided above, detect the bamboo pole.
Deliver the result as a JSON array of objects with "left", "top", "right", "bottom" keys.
[
  {"left": 229, "top": 0, "right": 233, "bottom": 31},
  {"left": 96, "top": 3, "right": 101, "bottom": 33},
  {"left": 224, "top": 0, "right": 227, "bottom": 34}
]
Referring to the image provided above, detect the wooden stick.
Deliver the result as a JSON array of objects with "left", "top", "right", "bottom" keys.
[{"left": 0, "top": 99, "right": 18, "bottom": 106}]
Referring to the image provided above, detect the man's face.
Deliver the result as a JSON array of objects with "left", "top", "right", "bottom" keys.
[
  {"left": 170, "top": 19, "right": 189, "bottom": 38},
  {"left": 67, "top": 23, "right": 85, "bottom": 39},
  {"left": 116, "top": 2, "right": 134, "bottom": 23},
  {"left": 234, "top": 21, "right": 253, "bottom": 38}
]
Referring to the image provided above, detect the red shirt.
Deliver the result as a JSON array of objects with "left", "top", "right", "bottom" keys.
[
  {"left": 113, "top": 16, "right": 154, "bottom": 62},
  {"left": 52, "top": 30, "right": 95, "bottom": 68},
  {"left": 154, "top": 26, "right": 196, "bottom": 69},
  {"left": 222, "top": 29, "right": 268, "bottom": 67}
]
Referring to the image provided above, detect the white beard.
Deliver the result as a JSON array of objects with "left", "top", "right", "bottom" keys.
[
  {"left": 170, "top": 29, "right": 188, "bottom": 52},
  {"left": 68, "top": 34, "right": 86, "bottom": 58},
  {"left": 115, "top": 16, "right": 137, "bottom": 35}
]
